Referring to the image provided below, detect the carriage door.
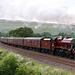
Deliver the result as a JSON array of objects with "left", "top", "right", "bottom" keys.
[
  {"left": 51, "top": 39, "right": 55, "bottom": 50},
  {"left": 50, "top": 39, "right": 54, "bottom": 50},
  {"left": 52, "top": 42, "right": 54, "bottom": 50}
]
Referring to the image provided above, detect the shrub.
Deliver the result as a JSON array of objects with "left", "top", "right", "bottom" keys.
[
  {"left": 0, "top": 49, "right": 74, "bottom": 75},
  {"left": 0, "top": 54, "right": 18, "bottom": 75},
  {"left": 0, "top": 50, "right": 9, "bottom": 60},
  {"left": 16, "top": 60, "right": 43, "bottom": 75}
]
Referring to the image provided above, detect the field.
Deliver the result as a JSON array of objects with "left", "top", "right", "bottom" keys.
[{"left": 0, "top": 48, "right": 75, "bottom": 75}]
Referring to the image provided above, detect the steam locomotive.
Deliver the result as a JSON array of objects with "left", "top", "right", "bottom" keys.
[{"left": 1, "top": 36, "right": 75, "bottom": 59}]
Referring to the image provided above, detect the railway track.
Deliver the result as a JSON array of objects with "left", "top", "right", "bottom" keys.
[{"left": 0, "top": 42, "right": 75, "bottom": 71}]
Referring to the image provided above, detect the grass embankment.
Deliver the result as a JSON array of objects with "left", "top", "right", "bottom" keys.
[{"left": 0, "top": 48, "right": 75, "bottom": 75}]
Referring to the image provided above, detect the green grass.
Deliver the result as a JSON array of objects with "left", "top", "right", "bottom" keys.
[{"left": 0, "top": 48, "right": 75, "bottom": 75}]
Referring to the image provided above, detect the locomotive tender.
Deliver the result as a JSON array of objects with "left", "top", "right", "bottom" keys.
[{"left": 1, "top": 36, "right": 75, "bottom": 59}]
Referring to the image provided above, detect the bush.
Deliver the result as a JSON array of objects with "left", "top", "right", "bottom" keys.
[
  {"left": 0, "top": 54, "right": 18, "bottom": 75},
  {"left": 0, "top": 49, "right": 74, "bottom": 75},
  {"left": 0, "top": 50, "right": 9, "bottom": 60},
  {"left": 16, "top": 61, "right": 42, "bottom": 75}
]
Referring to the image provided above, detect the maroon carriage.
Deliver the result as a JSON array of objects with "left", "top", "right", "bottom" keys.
[
  {"left": 24, "top": 37, "right": 43, "bottom": 50},
  {"left": 1, "top": 37, "right": 8, "bottom": 44},
  {"left": 13, "top": 37, "right": 24, "bottom": 46},
  {"left": 41, "top": 38, "right": 51, "bottom": 53},
  {"left": 7, "top": 37, "right": 14, "bottom": 45}
]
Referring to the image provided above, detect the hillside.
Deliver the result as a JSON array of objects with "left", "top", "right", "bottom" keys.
[{"left": 0, "top": 19, "right": 75, "bottom": 35}]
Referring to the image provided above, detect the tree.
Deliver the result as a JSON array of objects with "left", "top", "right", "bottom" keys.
[
  {"left": 42, "top": 32, "right": 51, "bottom": 37},
  {"left": 0, "top": 32, "right": 2, "bottom": 37},
  {"left": 9, "top": 27, "right": 33, "bottom": 37},
  {"left": 9, "top": 30, "right": 15, "bottom": 37},
  {"left": 58, "top": 32, "right": 68, "bottom": 37},
  {"left": 33, "top": 33, "right": 42, "bottom": 37},
  {"left": 69, "top": 33, "right": 74, "bottom": 37}
]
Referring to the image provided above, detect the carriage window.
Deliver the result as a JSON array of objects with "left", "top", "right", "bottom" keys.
[
  {"left": 25, "top": 40, "right": 26, "bottom": 44},
  {"left": 18, "top": 40, "right": 22, "bottom": 43},
  {"left": 32, "top": 40, "right": 34, "bottom": 44},
  {"left": 28, "top": 40, "right": 29, "bottom": 42},
  {"left": 35, "top": 41, "right": 38, "bottom": 44},
  {"left": 8, "top": 40, "right": 13, "bottom": 42}
]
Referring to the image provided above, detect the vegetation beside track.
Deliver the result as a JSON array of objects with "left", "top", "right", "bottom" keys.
[{"left": 0, "top": 48, "right": 75, "bottom": 75}]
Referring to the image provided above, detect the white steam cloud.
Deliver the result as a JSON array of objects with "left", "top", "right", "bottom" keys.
[{"left": 0, "top": 0, "right": 75, "bottom": 24}]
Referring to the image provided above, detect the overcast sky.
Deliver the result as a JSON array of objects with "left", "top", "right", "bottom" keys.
[{"left": 0, "top": 0, "right": 75, "bottom": 24}]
